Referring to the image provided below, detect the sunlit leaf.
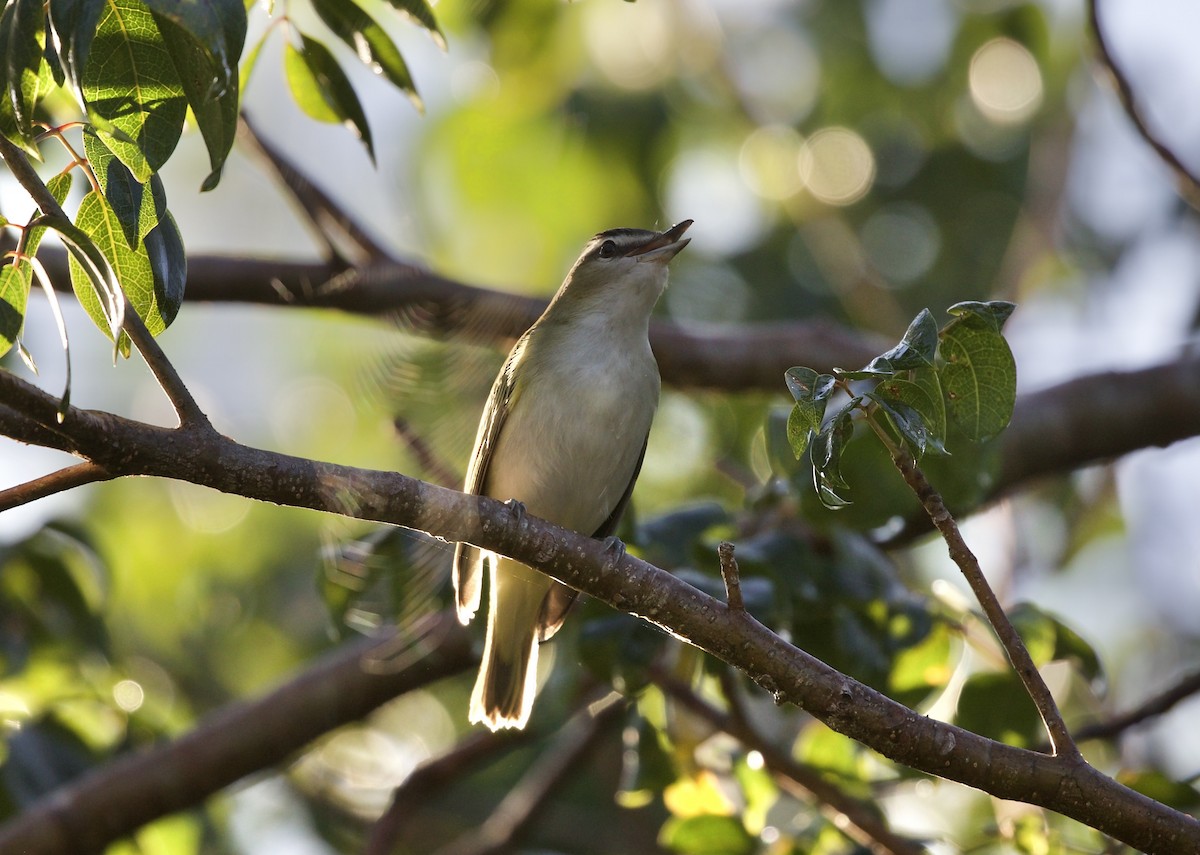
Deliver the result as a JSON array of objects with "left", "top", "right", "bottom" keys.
[
  {"left": 0, "top": 0, "right": 49, "bottom": 147},
  {"left": 48, "top": 0, "right": 106, "bottom": 93},
  {"left": 284, "top": 34, "right": 375, "bottom": 162},
  {"left": 659, "top": 814, "right": 754, "bottom": 855},
  {"left": 312, "top": 0, "right": 422, "bottom": 111},
  {"left": 1009, "top": 603, "right": 1102, "bottom": 683},
  {"left": 84, "top": 133, "right": 162, "bottom": 247},
  {"left": 81, "top": 0, "right": 189, "bottom": 180},
  {"left": 379, "top": 0, "right": 445, "bottom": 50},
  {"left": 811, "top": 401, "right": 856, "bottom": 509},
  {"left": 25, "top": 172, "right": 74, "bottom": 256},
  {"left": 0, "top": 258, "right": 33, "bottom": 357},
  {"left": 151, "top": 5, "right": 245, "bottom": 191}
]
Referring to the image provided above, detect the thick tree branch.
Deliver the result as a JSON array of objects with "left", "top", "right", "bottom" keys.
[
  {"left": 0, "top": 616, "right": 474, "bottom": 854},
  {"left": 0, "top": 370, "right": 1197, "bottom": 853}
]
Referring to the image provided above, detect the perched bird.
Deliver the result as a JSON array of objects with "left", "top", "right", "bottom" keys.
[{"left": 453, "top": 220, "right": 692, "bottom": 730}]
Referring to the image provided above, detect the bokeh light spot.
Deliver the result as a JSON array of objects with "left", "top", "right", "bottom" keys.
[
  {"left": 798, "top": 127, "right": 876, "bottom": 206},
  {"left": 113, "top": 679, "right": 145, "bottom": 713},
  {"left": 969, "top": 38, "right": 1043, "bottom": 124},
  {"left": 738, "top": 125, "right": 805, "bottom": 201}
]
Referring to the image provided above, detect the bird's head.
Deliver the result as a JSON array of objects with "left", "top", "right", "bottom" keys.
[{"left": 549, "top": 220, "right": 692, "bottom": 323}]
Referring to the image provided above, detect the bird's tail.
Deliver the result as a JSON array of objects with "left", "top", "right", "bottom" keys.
[{"left": 469, "top": 557, "right": 546, "bottom": 730}]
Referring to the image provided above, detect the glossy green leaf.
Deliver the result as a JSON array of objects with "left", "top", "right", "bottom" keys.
[
  {"left": 142, "top": 209, "right": 186, "bottom": 329},
  {"left": 284, "top": 34, "right": 375, "bottom": 162},
  {"left": 380, "top": 0, "right": 445, "bottom": 50},
  {"left": 862, "top": 308, "right": 938, "bottom": 375},
  {"left": 312, "top": 0, "right": 422, "bottom": 111},
  {"left": 947, "top": 300, "right": 1016, "bottom": 332},
  {"left": 0, "top": 258, "right": 33, "bottom": 356},
  {"left": 659, "top": 814, "right": 754, "bottom": 855},
  {"left": 81, "top": 0, "right": 189, "bottom": 180},
  {"left": 811, "top": 401, "right": 856, "bottom": 509},
  {"left": 874, "top": 366, "right": 948, "bottom": 456},
  {"left": 784, "top": 367, "right": 834, "bottom": 459},
  {"left": 939, "top": 312, "right": 1017, "bottom": 442},
  {"left": 151, "top": 7, "right": 244, "bottom": 191}
]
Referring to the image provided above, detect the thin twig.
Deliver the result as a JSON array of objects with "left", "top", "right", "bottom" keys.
[
  {"left": 654, "top": 670, "right": 924, "bottom": 855},
  {"left": 240, "top": 114, "right": 394, "bottom": 263},
  {"left": 1074, "top": 670, "right": 1200, "bottom": 745},
  {"left": 0, "top": 461, "right": 112, "bottom": 511},
  {"left": 366, "top": 729, "right": 533, "bottom": 855},
  {"left": 882, "top": 436, "right": 1081, "bottom": 762},
  {"left": 432, "top": 694, "right": 625, "bottom": 855},
  {"left": 1088, "top": 0, "right": 1200, "bottom": 209},
  {"left": 717, "top": 540, "right": 744, "bottom": 611}
]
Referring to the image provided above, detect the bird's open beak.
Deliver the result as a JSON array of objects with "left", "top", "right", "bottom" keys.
[{"left": 628, "top": 219, "right": 693, "bottom": 263}]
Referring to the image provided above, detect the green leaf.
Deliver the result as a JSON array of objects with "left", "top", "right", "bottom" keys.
[
  {"left": 1009, "top": 603, "right": 1102, "bottom": 682},
  {"left": 867, "top": 391, "right": 931, "bottom": 456},
  {"left": 48, "top": 0, "right": 106, "bottom": 93},
  {"left": 284, "top": 34, "right": 375, "bottom": 162},
  {"left": 312, "top": 0, "right": 422, "bottom": 111},
  {"left": 947, "top": 300, "right": 1016, "bottom": 332},
  {"left": 84, "top": 133, "right": 162, "bottom": 247},
  {"left": 380, "top": 0, "right": 445, "bottom": 50},
  {"left": 955, "top": 671, "right": 1043, "bottom": 748},
  {"left": 142, "top": 209, "right": 186, "bottom": 329},
  {"left": 785, "top": 368, "right": 835, "bottom": 460},
  {"left": 875, "top": 366, "right": 948, "bottom": 455},
  {"left": 0, "top": 258, "right": 33, "bottom": 357},
  {"left": 862, "top": 308, "right": 938, "bottom": 375},
  {"left": 1, "top": 0, "right": 48, "bottom": 146},
  {"left": 616, "top": 711, "right": 675, "bottom": 808},
  {"left": 812, "top": 402, "right": 856, "bottom": 509},
  {"left": 25, "top": 172, "right": 74, "bottom": 257},
  {"left": 578, "top": 612, "right": 664, "bottom": 695},
  {"left": 659, "top": 814, "right": 754, "bottom": 855},
  {"left": 151, "top": 6, "right": 245, "bottom": 191},
  {"left": 81, "top": 0, "right": 189, "bottom": 180},
  {"left": 938, "top": 312, "right": 1017, "bottom": 442}
]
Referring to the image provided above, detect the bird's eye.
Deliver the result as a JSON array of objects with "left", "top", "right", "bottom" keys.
[{"left": 598, "top": 240, "right": 618, "bottom": 259}]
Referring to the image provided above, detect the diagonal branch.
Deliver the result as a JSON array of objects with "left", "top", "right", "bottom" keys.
[
  {"left": 240, "top": 114, "right": 394, "bottom": 263},
  {"left": 1088, "top": 0, "right": 1200, "bottom": 209},
  {"left": 0, "top": 461, "right": 112, "bottom": 512},
  {"left": 0, "top": 367, "right": 1196, "bottom": 853}
]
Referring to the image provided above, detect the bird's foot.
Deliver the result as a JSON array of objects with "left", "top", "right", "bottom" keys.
[
  {"left": 601, "top": 536, "right": 627, "bottom": 562},
  {"left": 504, "top": 499, "right": 527, "bottom": 523}
]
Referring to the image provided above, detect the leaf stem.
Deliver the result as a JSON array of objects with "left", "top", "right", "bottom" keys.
[{"left": 865, "top": 413, "right": 1082, "bottom": 761}]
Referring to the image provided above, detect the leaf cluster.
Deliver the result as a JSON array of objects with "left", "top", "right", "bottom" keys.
[{"left": 783, "top": 302, "right": 1017, "bottom": 509}]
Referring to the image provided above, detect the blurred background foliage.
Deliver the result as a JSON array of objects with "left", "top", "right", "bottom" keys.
[{"left": 3, "top": 0, "right": 1200, "bottom": 852}]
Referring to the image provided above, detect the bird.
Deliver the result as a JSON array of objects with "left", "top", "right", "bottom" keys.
[{"left": 452, "top": 220, "right": 692, "bottom": 730}]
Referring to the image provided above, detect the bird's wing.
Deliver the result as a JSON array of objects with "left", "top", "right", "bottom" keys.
[
  {"left": 452, "top": 336, "right": 528, "bottom": 624},
  {"left": 536, "top": 432, "right": 650, "bottom": 642}
]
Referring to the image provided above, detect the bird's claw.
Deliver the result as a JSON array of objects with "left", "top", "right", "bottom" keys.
[
  {"left": 505, "top": 499, "right": 527, "bottom": 523},
  {"left": 601, "top": 536, "right": 626, "bottom": 561}
]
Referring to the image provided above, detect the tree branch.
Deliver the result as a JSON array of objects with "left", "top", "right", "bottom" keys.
[
  {"left": 0, "top": 461, "right": 112, "bottom": 512},
  {"left": 1088, "top": 0, "right": 1200, "bottom": 209},
  {"left": 1, "top": 369, "right": 1196, "bottom": 853},
  {"left": 0, "top": 616, "right": 475, "bottom": 854},
  {"left": 1074, "top": 670, "right": 1200, "bottom": 745}
]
